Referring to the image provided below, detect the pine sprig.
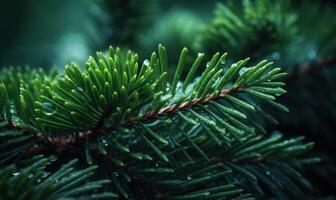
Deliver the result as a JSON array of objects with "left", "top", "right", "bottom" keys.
[
  {"left": 195, "top": 0, "right": 297, "bottom": 60},
  {"left": 0, "top": 155, "right": 117, "bottom": 200},
  {"left": 0, "top": 45, "right": 318, "bottom": 199},
  {"left": 2, "top": 45, "right": 286, "bottom": 146}
]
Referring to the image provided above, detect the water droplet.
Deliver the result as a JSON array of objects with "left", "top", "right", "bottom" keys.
[
  {"left": 266, "top": 171, "right": 270, "bottom": 175},
  {"left": 155, "top": 162, "right": 160, "bottom": 167},
  {"left": 42, "top": 172, "right": 50, "bottom": 178},
  {"left": 76, "top": 86, "right": 84, "bottom": 92},
  {"left": 143, "top": 59, "right": 149, "bottom": 67},
  {"left": 206, "top": 62, "right": 210, "bottom": 67},
  {"left": 198, "top": 52, "right": 204, "bottom": 57},
  {"left": 187, "top": 175, "right": 192, "bottom": 180},
  {"left": 239, "top": 67, "right": 247, "bottom": 75},
  {"left": 113, "top": 172, "right": 119, "bottom": 177},
  {"left": 121, "top": 128, "right": 130, "bottom": 133},
  {"left": 49, "top": 155, "right": 57, "bottom": 162},
  {"left": 221, "top": 59, "right": 226, "bottom": 64},
  {"left": 102, "top": 139, "right": 108, "bottom": 147},
  {"left": 42, "top": 102, "right": 57, "bottom": 116},
  {"left": 271, "top": 52, "right": 280, "bottom": 60},
  {"left": 12, "top": 172, "right": 19, "bottom": 176},
  {"left": 165, "top": 83, "right": 170, "bottom": 92},
  {"left": 28, "top": 174, "right": 34, "bottom": 179},
  {"left": 37, "top": 178, "right": 42, "bottom": 183}
]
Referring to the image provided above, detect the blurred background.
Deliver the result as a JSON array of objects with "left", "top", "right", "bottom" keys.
[
  {"left": 0, "top": 0, "right": 335, "bottom": 67},
  {"left": 1, "top": 0, "right": 336, "bottom": 198},
  {"left": 0, "top": 0, "right": 212, "bottom": 67}
]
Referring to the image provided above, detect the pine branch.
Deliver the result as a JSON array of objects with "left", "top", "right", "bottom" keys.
[
  {"left": 1, "top": 45, "right": 285, "bottom": 142},
  {"left": 124, "top": 88, "right": 236, "bottom": 124},
  {"left": 0, "top": 156, "right": 117, "bottom": 199},
  {"left": 0, "top": 45, "right": 318, "bottom": 199},
  {"left": 2, "top": 44, "right": 286, "bottom": 150},
  {"left": 0, "top": 88, "right": 241, "bottom": 157},
  {"left": 195, "top": 0, "right": 296, "bottom": 60}
]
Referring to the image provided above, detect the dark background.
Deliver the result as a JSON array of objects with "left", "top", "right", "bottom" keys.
[{"left": 0, "top": 0, "right": 331, "bottom": 68}]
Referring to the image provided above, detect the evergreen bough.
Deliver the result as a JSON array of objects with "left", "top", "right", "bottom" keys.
[
  {"left": 195, "top": 0, "right": 297, "bottom": 60},
  {"left": 192, "top": 1, "right": 336, "bottom": 194},
  {"left": 0, "top": 45, "right": 319, "bottom": 199}
]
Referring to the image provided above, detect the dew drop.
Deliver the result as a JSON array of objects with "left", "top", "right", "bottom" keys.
[
  {"left": 187, "top": 175, "right": 192, "bottom": 180},
  {"left": 76, "top": 86, "right": 84, "bottom": 92},
  {"left": 266, "top": 171, "right": 270, "bottom": 175},
  {"left": 165, "top": 83, "right": 170, "bottom": 92},
  {"left": 239, "top": 67, "right": 248, "bottom": 75},
  {"left": 121, "top": 128, "right": 130, "bottom": 133},
  {"left": 198, "top": 52, "right": 204, "bottom": 57},
  {"left": 42, "top": 172, "right": 50, "bottom": 178},
  {"left": 49, "top": 155, "right": 57, "bottom": 162},
  {"left": 143, "top": 59, "right": 150, "bottom": 67},
  {"left": 12, "top": 172, "right": 19, "bottom": 176},
  {"left": 102, "top": 139, "right": 108, "bottom": 147},
  {"left": 42, "top": 102, "right": 57, "bottom": 116},
  {"left": 206, "top": 62, "right": 210, "bottom": 67},
  {"left": 113, "top": 172, "right": 119, "bottom": 177},
  {"left": 271, "top": 52, "right": 281, "bottom": 60},
  {"left": 28, "top": 174, "right": 34, "bottom": 179}
]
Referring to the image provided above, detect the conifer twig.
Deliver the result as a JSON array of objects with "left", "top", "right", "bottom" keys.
[{"left": 0, "top": 86, "right": 242, "bottom": 157}]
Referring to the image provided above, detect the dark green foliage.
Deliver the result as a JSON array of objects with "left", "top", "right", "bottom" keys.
[
  {"left": 0, "top": 155, "right": 117, "bottom": 200},
  {"left": 294, "top": 0, "right": 336, "bottom": 60},
  {"left": 1, "top": 45, "right": 287, "bottom": 138},
  {"left": 2, "top": 0, "right": 334, "bottom": 198},
  {"left": 186, "top": 0, "right": 336, "bottom": 196},
  {"left": 195, "top": 0, "right": 296, "bottom": 60},
  {"left": 0, "top": 67, "right": 58, "bottom": 123},
  {"left": 0, "top": 120, "right": 36, "bottom": 167},
  {"left": 91, "top": 0, "right": 159, "bottom": 48},
  {"left": 0, "top": 44, "right": 319, "bottom": 199}
]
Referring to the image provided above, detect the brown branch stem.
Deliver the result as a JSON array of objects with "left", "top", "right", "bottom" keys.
[{"left": 3, "top": 87, "right": 239, "bottom": 156}]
